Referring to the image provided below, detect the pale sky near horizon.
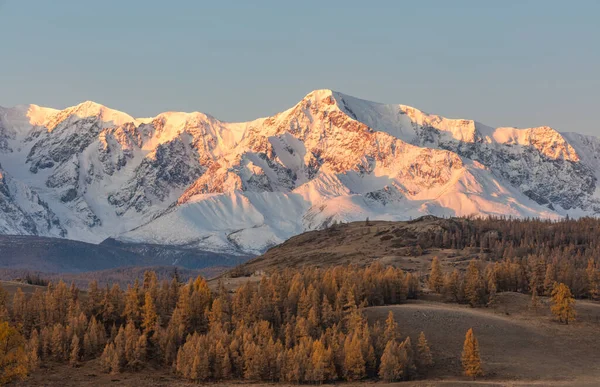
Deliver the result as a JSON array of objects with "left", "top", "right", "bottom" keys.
[{"left": 0, "top": 0, "right": 598, "bottom": 134}]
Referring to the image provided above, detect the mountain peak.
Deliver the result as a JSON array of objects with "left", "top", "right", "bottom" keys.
[{"left": 49, "top": 100, "right": 136, "bottom": 129}]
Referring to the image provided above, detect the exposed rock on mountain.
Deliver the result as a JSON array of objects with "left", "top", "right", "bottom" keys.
[{"left": 0, "top": 90, "right": 598, "bottom": 255}]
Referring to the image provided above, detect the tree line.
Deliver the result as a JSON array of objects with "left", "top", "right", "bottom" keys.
[
  {"left": 419, "top": 216, "right": 600, "bottom": 300},
  {"left": 0, "top": 264, "right": 442, "bottom": 383}
]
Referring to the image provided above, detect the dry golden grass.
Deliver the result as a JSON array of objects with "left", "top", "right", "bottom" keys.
[{"left": 225, "top": 217, "right": 479, "bottom": 279}]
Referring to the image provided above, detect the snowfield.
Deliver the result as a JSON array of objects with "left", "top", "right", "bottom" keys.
[{"left": 0, "top": 89, "right": 597, "bottom": 254}]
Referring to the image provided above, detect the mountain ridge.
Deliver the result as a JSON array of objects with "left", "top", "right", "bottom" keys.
[{"left": 0, "top": 89, "right": 598, "bottom": 256}]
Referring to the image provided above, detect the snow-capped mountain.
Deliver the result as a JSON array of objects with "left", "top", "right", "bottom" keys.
[{"left": 0, "top": 90, "right": 599, "bottom": 254}]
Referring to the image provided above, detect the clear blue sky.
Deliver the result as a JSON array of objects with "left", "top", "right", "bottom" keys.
[{"left": 1, "top": 0, "right": 598, "bottom": 134}]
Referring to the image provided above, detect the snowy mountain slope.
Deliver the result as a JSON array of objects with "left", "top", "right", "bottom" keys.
[{"left": 0, "top": 90, "right": 598, "bottom": 255}]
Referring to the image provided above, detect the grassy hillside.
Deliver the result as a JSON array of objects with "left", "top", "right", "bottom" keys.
[
  {"left": 367, "top": 293, "right": 600, "bottom": 383},
  {"left": 228, "top": 216, "right": 472, "bottom": 275}
]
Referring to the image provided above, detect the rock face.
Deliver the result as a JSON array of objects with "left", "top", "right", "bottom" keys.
[{"left": 0, "top": 90, "right": 599, "bottom": 255}]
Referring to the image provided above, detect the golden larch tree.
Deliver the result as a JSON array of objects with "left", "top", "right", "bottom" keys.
[
  {"left": 416, "top": 331, "right": 433, "bottom": 370},
  {"left": 428, "top": 256, "right": 444, "bottom": 293},
  {"left": 550, "top": 282, "right": 576, "bottom": 324},
  {"left": 0, "top": 321, "right": 29, "bottom": 384},
  {"left": 378, "top": 340, "right": 401, "bottom": 382},
  {"left": 461, "top": 328, "right": 483, "bottom": 377},
  {"left": 142, "top": 292, "right": 158, "bottom": 334}
]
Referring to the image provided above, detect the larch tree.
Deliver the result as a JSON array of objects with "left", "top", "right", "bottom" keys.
[
  {"left": 428, "top": 257, "right": 444, "bottom": 293},
  {"left": 50, "top": 324, "right": 66, "bottom": 361},
  {"left": 400, "top": 336, "right": 417, "bottom": 380},
  {"left": 416, "top": 331, "right": 433, "bottom": 371},
  {"left": 543, "top": 264, "right": 556, "bottom": 296},
  {"left": 133, "top": 334, "right": 147, "bottom": 368},
  {"left": 0, "top": 321, "right": 29, "bottom": 384},
  {"left": 100, "top": 342, "right": 119, "bottom": 374},
  {"left": 461, "top": 328, "right": 483, "bottom": 377},
  {"left": 69, "top": 334, "right": 80, "bottom": 367},
  {"left": 26, "top": 329, "right": 40, "bottom": 371},
  {"left": 464, "top": 260, "right": 486, "bottom": 307},
  {"left": 444, "top": 269, "right": 462, "bottom": 303},
  {"left": 310, "top": 339, "right": 335, "bottom": 383},
  {"left": 141, "top": 292, "right": 158, "bottom": 335},
  {"left": 383, "top": 311, "right": 400, "bottom": 344},
  {"left": 123, "top": 282, "right": 142, "bottom": 326},
  {"left": 343, "top": 334, "right": 366, "bottom": 381},
  {"left": 531, "top": 287, "right": 539, "bottom": 311},
  {"left": 586, "top": 259, "right": 599, "bottom": 300},
  {"left": 124, "top": 319, "right": 140, "bottom": 365},
  {"left": 378, "top": 340, "right": 401, "bottom": 382},
  {"left": 550, "top": 282, "right": 576, "bottom": 324},
  {"left": 487, "top": 278, "right": 498, "bottom": 307}
]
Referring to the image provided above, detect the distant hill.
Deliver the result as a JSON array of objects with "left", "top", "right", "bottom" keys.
[
  {"left": 0, "top": 265, "right": 224, "bottom": 289},
  {"left": 0, "top": 234, "right": 249, "bottom": 273},
  {"left": 227, "top": 216, "right": 479, "bottom": 276}
]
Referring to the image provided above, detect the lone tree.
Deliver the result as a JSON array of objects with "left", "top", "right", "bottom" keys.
[
  {"left": 550, "top": 282, "right": 576, "bottom": 324},
  {"left": 461, "top": 328, "right": 483, "bottom": 378},
  {"left": 416, "top": 331, "right": 434, "bottom": 371},
  {"left": 428, "top": 257, "right": 444, "bottom": 293}
]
